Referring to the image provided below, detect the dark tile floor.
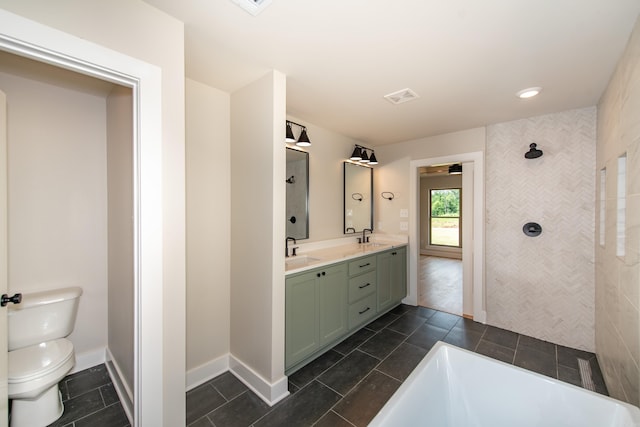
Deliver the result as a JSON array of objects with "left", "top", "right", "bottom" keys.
[
  {"left": 43, "top": 364, "right": 130, "bottom": 427},
  {"left": 187, "top": 304, "right": 609, "bottom": 427}
]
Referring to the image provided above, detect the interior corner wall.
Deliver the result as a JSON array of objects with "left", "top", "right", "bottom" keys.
[
  {"left": 230, "top": 71, "right": 286, "bottom": 388},
  {"left": 595, "top": 15, "right": 640, "bottom": 406},
  {"left": 106, "top": 86, "right": 134, "bottom": 396},
  {"left": 0, "top": 68, "right": 109, "bottom": 368},
  {"left": 186, "top": 78, "right": 231, "bottom": 373},
  {"left": 485, "top": 106, "right": 596, "bottom": 352}
]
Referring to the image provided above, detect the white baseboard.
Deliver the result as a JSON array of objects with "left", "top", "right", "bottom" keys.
[
  {"left": 105, "top": 348, "right": 134, "bottom": 425},
  {"left": 186, "top": 354, "right": 229, "bottom": 391},
  {"left": 229, "top": 354, "right": 289, "bottom": 406},
  {"left": 70, "top": 348, "right": 105, "bottom": 374}
]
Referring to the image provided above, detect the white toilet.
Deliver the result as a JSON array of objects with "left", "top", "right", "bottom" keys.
[{"left": 7, "top": 286, "right": 83, "bottom": 427}]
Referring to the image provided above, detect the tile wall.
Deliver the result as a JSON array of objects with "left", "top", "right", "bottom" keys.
[
  {"left": 486, "top": 107, "right": 596, "bottom": 352},
  {"left": 596, "top": 15, "right": 640, "bottom": 406}
]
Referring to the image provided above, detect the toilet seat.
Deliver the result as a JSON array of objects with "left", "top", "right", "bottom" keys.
[
  {"left": 8, "top": 338, "right": 75, "bottom": 400},
  {"left": 9, "top": 338, "right": 74, "bottom": 384}
]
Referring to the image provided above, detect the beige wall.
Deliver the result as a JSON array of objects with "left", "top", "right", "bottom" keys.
[
  {"left": 0, "top": 2, "right": 187, "bottom": 424},
  {"left": 486, "top": 107, "right": 596, "bottom": 352},
  {"left": 0, "top": 67, "right": 109, "bottom": 366},
  {"left": 107, "top": 86, "right": 134, "bottom": 396},
  {"left": 230, "top": 70, "right": 288, "bottom": 401},
  {"left": 286, "top": 115, "right": 364, "bottom": 242},
  {"left": 374, "top": 127, "right": 485, "bottom": 235},
  {"left": 186, "top": 78, "right": 231, "bottom": 372},
  {"left": 596, "top": 15, "right": 640, "bottom": 405}
]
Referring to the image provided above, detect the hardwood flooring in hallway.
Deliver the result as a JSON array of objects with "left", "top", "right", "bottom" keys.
[{"left": 418, "top": 255, "right": 463, "bottom": 316}]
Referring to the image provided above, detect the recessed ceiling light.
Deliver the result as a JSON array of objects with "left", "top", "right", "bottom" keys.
[{"left": 516, "top": 87, "right": 542, "bottom": 99}]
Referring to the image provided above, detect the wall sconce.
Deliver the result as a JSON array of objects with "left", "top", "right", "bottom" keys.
[
  {"left": 524, "top": 143, "right": 543, "bottom": 159},
  {"left": 286, "top": 120, "right": 311, "bottom": 147},
  {"left": 448, "top": 164, "right": 462, "bottom": 175},
  {"left": 349, "top": 144, "right": 378, "bottom": 165}
]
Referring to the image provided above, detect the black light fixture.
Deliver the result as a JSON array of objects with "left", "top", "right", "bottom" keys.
[
  {"left": 524, "top": 143, "right": 543, "bottom": 159},
  {"left": 285, "top": 122, "right": 296, "bottom": 142},
  {"left": 350, "top": 146, "right": 362, "bottom": 161},
  {"left": 285, "top": 120, "right": 311, "bottom": 147},
  {"left": 349, "top": 144, "right": 378, "bottom": 166},
  {"left": 448, "top": 164, "right": 462, "bottom": 175}
]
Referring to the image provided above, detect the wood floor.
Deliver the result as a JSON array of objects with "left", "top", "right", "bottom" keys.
[{"left": 418, "top": 255, "right": 463, "bottom": 316}]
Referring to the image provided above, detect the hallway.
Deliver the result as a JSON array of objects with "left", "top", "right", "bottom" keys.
[{"left": 418, "top": 256, "right": 463, "bottom": 316}]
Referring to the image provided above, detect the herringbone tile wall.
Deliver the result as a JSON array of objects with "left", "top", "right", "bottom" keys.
[
  {"left": 595, "top": 15, "right": 640, "bottom": 406},
  {"left": 486, "top": 106, "right": 596, "bottom": 352}
]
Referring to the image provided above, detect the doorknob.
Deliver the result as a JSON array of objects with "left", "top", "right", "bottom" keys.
[{"left": 1, "top": 293, "right": 22, "bottom": 307}]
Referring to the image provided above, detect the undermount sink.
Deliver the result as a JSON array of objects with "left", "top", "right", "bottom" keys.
[
  {"left": 285, "top": 255, "right": 321, "bottom": 267},
  {"left": 362, "top": 242, "right": 389, "bottom": 248}
]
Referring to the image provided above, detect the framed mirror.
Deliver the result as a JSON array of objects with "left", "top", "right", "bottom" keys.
[
  {"left": 344, "top": 162, "right": 373, "bottom": 233},
  {"left": 286, "top": 148, "right": 309, "bottom": 240}
]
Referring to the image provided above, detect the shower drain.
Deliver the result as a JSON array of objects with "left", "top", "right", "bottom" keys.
[{"left": 578, "top": 358, "right": 596, "bottom": 391}]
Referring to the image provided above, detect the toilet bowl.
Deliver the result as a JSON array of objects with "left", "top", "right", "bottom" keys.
[{"left": 7, "top": 287, "right": 82, "bottom": 427}]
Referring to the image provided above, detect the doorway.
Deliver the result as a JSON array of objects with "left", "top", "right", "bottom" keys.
[
  {"left": 408, "top": 152, "right": 486, "bottom": 323},
  {"left": 418, "top": 170, "right": 463, "bottom": 315},
  {"left": 0, "top": 12, "right": 165, "bottom": 425}
]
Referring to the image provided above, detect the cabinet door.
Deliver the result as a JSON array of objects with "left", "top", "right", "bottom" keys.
[
  {"left": 377, "top": 247, "right": 407, "bottom": 311},
  {"left": 391, "top": 247, "right": 407, "bottom": 302},
  {"left": 318, "top": 264, "right": 348, "bottom": 345},
  {"left": 286, "top": 271, "right": 320, "bottom": 367},
  {"left": 377, "top": 251, "right": 393, "bottom": 311}
]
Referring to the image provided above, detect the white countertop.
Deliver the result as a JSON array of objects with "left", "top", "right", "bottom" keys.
[{"left": 285, "top": 239, "right": 407, "bottom": 275}]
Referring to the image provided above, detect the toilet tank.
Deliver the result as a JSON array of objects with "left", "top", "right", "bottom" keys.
[{"left": 7, "top": 286, "right": 83, "bottom": 351}]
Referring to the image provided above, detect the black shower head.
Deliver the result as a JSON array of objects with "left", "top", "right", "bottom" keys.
[{"left": 525, "top": 143, "right": 543, "bottom": 159}]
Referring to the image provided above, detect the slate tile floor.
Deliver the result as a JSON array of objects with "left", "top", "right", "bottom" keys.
[
  {"left": 187, "top": 304, "right": 609, "bottom": 427},
  {"left": 42, "top": 364, "right": 130, "bottom": 427}
]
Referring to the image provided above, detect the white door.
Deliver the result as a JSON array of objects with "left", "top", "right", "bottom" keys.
[{"left": 0, "top": 88, "right": 8, "bottom": 427}]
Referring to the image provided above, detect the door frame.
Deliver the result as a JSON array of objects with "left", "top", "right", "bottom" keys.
[
  {"left": 408, "top": 152, "right": 486, "bottom": 323},
  {"left": 0, "top": 10, "right": 164, "bottom": 426}
]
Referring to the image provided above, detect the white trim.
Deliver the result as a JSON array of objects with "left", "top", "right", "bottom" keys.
[
  {"left": 186, "top": 355, "right": 230, "bottom": 392},
  {"left": 409, "top": 152, "right": 486, "bottom": 323},
  {"left": 71, "top": 348, "right": 106, "bottom": 375},
  {"left": 0, "top": 9, "right": 165, "bottom": 425},
  {"left": 229, "top": 354, "right": 289, "bottom": 406},
  {"left": 105, "top": 348, "right": 133, "bottom": 425}
]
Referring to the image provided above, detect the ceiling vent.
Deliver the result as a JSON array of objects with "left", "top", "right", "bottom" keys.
[
  {"left": 229, "top": 0, "right": 272, "bottom": 16},
  {"left": 384, "top": 88, "right": 420, "bottom": 105}
]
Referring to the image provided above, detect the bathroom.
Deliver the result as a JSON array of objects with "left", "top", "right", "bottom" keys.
[{"left": 0, "top": 1, "right": 640, "bottom": 426}]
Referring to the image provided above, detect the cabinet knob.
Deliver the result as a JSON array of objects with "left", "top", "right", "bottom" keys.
[{"left": 317, "top": 271, "right": 326, "bottom": 277}]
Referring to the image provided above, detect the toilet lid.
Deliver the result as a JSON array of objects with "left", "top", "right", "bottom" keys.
[{"left": 8, "top": 338, "right": 74, "bottom": 383}]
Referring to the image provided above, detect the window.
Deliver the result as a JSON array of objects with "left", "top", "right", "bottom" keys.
[{"left": 429, "top": 188, "right": 461, "bottom": 247}]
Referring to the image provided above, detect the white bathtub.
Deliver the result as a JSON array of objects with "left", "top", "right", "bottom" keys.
[{"left": 369, "top": 342, "right": 640, "bottom": 427}]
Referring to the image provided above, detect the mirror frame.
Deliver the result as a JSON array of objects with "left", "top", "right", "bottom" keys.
[
  {"left": 286, "top": 147, "right": 310, "bottom": 240},
  {"left": 343, "top": 162, "right": 373, "bottom": 234}
]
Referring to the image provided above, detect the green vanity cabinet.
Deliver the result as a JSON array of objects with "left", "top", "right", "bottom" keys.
[
  {"left": 285, "top": 263, "right": 347, "bottom": 369},
  {"left": 285, "top": 245, "right": 406, "bottom": 373},
  {"left": 377, "top": 246, "right": 407, "bottom": 312}
]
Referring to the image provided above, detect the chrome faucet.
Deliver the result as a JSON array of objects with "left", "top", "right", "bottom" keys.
[
  {"left": 362, "top": 228, "right": 373, "bottom": 244},
  {"left": 286, "top": 237, "right": 297, "bottom": 257}
]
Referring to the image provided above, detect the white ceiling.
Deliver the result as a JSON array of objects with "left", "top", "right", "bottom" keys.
[{"left": 144, "top": 0, "right": 640, "bottom": 146}]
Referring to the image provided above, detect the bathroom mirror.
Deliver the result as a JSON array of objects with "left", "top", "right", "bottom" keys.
[
  {"left": 344, "top": 162, "right": 373, "bottom": 233},
  {"left": 286, "top": 148, "right": 309, "bottom": 240}
]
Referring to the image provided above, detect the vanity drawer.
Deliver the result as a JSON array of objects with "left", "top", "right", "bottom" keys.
[
  {"left": 348, "top": 270, "right": 376, "bottom": 303},
  {"left": 348, "top": 293, "right": 377, "bottom": 329},
  {"left": 348, "top": 255, "right": 376, "bottom": 276}
]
